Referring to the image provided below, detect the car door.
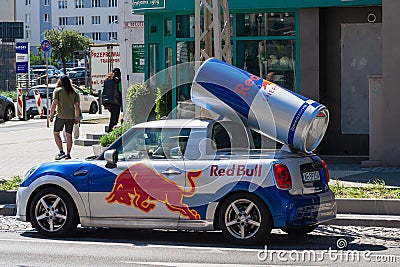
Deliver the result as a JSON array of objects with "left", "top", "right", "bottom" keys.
[{"left": 88, "top": 127, "right": 190, "bottom": 226}]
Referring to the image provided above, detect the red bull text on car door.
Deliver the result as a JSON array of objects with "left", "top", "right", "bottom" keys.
[{"left": 192, "top": 58, "right": 329, "bottom": 153}]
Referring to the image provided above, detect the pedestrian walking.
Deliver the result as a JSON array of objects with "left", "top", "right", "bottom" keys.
[
  {"left": 49, "top": 75, "right": 80, "bottom": 160},
  {"left": 102, "top": 69, "right": 122, "bottom": 132}
]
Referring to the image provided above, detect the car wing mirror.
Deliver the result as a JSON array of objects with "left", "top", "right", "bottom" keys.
[{"left": 104, "top": 149, "right": 118, "bottom": 168}]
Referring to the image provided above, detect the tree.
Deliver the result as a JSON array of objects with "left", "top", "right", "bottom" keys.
[{"left": 44, "top": 29, "right": 91, "bottom": 73}]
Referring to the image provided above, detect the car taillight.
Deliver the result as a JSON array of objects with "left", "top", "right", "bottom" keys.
[
  {"left": 321, "top": 160, "right": 330, "bottom": 183},
  {"left": 273, "top": 163, "right": 292, "bottom": 189}
]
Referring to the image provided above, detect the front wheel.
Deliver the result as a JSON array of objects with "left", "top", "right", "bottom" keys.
[
  {"left": 219, "top": 193, "right": 272, "bottom": 246},
  {"left": 29, "top": 187, "right": 78, "bottom": 237},
  {"left": 4, "top": 106, "right": 14, "bottom": 121}
]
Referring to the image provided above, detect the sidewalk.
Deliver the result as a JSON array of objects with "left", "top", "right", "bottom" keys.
[{"left": 0, "top": 111, "right": 109, "bottom": 180}]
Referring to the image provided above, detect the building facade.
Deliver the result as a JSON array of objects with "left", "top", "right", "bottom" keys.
[
  {"left": 16, "top": 0, "right": 120, "bottom": 54},
  {"left": 133, "top": 0, "right": 396, "bottom": 159}
]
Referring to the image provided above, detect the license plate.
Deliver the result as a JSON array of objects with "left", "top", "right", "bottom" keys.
[{"left": 302, "top": 170, "right": 320, "bottom": 182}]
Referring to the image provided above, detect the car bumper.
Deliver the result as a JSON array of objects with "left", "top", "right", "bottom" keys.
[
  {"left": 15, "top": 186, "right": 30, "bottom": 222},
  {"left": 257, "top": 187, "right": 337, "bottom": 228}
]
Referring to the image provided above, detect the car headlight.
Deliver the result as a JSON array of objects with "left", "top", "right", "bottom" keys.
[{"left": 22, "top": 165, "right": 38, "bottom": 182}]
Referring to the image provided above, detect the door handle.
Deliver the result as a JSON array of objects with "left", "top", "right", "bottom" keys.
[
  {"left": 74, "top": 170, "right": 89, "bottom": 176},
  {"left": 162, "top": 168, "right": 182, "bottom": 175}
]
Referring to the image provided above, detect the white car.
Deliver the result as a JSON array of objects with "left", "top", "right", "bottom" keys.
[{"left": 25, "top": 84, "right": 98, "bottom": 119}]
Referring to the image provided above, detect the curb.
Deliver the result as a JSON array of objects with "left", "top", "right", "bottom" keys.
[
  {"left": 0, "top": 204, "right": 16, "bottom": 216},
  {"left": 325, "top": 214, "right": 400, "bottom": 228}
]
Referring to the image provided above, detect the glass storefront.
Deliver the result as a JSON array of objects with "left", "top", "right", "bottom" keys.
[{"left": 146, "top": 11, "right": 297, "bottom": 117}]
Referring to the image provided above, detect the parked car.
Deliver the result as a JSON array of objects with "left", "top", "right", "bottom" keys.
[
  {"left": 0, "top": 95, "right": 15, "bottom": 121},
  {"left": 69, "top": 71, "right": 90, "bottom": 86},
  {"left": 25, "top": 84, "right": 98, "bottom": 119},
  {"left": 16, "top": 119, "right": 336, "bottom": 245}
]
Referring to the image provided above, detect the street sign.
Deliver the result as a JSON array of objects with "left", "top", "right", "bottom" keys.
[
  {"left": 132, "top": 44, "right": 145, "bottom": 73},
  {"left": 16, "top": 42, "right": 29, "bottom": 73},
  {"left": 40, "top": 39, "right": 51, "bottom": 52}
]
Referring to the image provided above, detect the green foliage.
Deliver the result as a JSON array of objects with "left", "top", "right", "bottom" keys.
[
  {"left": 99, "top": 122, "right": 131, "bottom": 147},
  {"left": 126, "top": 82, "right": 151, "bottom": 124},
  {"left": 0, "top": 90, "right": 18, "bottom": 101},
  {"left": 155, "top": 87, "right": 167, "bottom": 120},
  {"left": 0, "top": 176, "right": 22, "bottom": 190},
  {"left": 330, "top": 179, "right": 400, "bottom": 199},
  {"left": 44, "top": 29, "right": 91, "bottom": 73}
]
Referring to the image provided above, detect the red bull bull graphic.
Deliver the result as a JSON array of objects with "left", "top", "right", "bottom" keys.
[
  {"left": 105, "top": 163, "right": 202, "bottom": 220},
  {"left": 192, "top": 58, "right": 329, "bottom": 153}
]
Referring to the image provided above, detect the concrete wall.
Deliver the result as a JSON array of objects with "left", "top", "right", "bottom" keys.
[
  {"left": 381, "top": 0, "right": 400, "bottom": 165},
  {"left": 0, "top": 0, "right": 15, "bottom": 21},
  {"left": 318, "top": 6, "right": 382, "bottom": 155},
  {"left": 299, "top": 8, "right": 319, "bottom": 101}
]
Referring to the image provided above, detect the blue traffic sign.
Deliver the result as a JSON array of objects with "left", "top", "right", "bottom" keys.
[{"left": 41, "top": 39, "right": 51, "bottom": 52}]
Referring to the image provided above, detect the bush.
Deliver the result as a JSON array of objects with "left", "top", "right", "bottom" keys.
[
  {"left": 99, "top": 122, "right": 131, "bottom": 147},
  {"left": 126, "top": 82, "right": 150, "bottom": 124},
  {"left": 0, "top": 176, "right": 22, "bottom": 190}
]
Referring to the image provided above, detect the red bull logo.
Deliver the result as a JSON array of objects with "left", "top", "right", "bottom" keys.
[{"left": 105, "top": 163, "right": 202, "bottom": 220}]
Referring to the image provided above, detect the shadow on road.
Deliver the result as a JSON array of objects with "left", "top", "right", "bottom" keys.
[{"left": 20, "top": 225, "right": 388, "bottom": 252}]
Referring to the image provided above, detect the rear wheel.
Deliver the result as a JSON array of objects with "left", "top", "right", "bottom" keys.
[
  {"left": 29, "top": 187, "right": 78, "bottom": 237},
  {"left": 219, "top": 193, "right": 272, "bottom": 245},
  {"left": 4, "top": 106, "right": 14, "bottom": 121},
  {"left": 89, "top": 102, "right": 98, "bottom": 114},
  {"left": 281, "top": 225, "right": 318, "bottom": 235}
]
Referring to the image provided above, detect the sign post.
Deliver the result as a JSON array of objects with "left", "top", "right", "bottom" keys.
[{"left": 41, "top": 39, "right": 51, "bottom": 128}]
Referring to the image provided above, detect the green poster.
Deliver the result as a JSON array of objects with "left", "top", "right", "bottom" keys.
[{"left": 132, "top": 44, "right": 145, "bottom": 73}]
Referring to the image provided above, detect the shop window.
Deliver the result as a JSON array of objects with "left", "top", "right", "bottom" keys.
[
  {"left": 176, "top": 15, "right": 195, "bottom": 38},
  {"left": 237, "top": 12, "right": 295, "bottom": 37},
  {"left": 237, "top": 40, "right": 296, "bottom": 90},
  {"left": 164, "top": 19, "right": 172, "bottom": 36}
]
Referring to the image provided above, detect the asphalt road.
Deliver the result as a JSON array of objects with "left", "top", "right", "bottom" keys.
[{"left": 0, "top": 221, "right": 399, "bottom": 266}]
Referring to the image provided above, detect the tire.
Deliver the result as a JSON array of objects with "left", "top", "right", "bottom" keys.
[
  {"left": 29, "top": 187, "right": 78, "bottom": 237},
  {"left": 219, "top": 193, "right": 272, "bottom": 246},
  {"left": 4, "top": 106, "right": 14, "bottom": 121},
  {"left": 89, "top": 102, "right": 98, "bottom": 114},
  {"left": 281, "top": 225, "right": 318, "bottom": 236}
]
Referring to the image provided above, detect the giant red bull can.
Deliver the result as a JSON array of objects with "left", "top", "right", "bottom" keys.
[{"left": 191, "top": 58, "right": 329, "bottom": 153}]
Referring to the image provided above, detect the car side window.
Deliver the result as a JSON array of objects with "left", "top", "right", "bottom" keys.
[{"left": 116, "top": 128, "right": 191, "bottom": 161}]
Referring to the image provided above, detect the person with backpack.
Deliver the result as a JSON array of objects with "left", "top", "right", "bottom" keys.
[{"left": 102, "top": 69, "right": 122, "bottom": 133}]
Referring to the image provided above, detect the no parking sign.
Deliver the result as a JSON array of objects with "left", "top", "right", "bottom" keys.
[{"left": 40, "top": 39, "right": 51, "bottom": 52}]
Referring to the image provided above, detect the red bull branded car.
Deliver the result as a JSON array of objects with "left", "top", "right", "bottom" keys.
[{"left": 16, "top": 59, "right": 336, "bottom": 246}]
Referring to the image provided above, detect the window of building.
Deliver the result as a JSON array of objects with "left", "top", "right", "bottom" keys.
[
  {"left": 26, "top": 29, "right": 31, "bottom": 39},
  {"left": 25, "top": 0, "right": 31, "bottom": 5},
  {"left": 59, "top": 17, "right": 68, "bottom": 26},
  {"left": 108, "top": 16, "right": 118, "bottom": 24},
  {"left": 236, "top": 12, "right": 295, "bottom": 37},
  {"left": 92, "top": 0, "right": 100, "bottom": 7},
  {"left": 108, "top": 32, "right": 117, "bottom": 41},
  {"left": 108, "top": 0, "right": 117, "bottom": 7},
  {"left": 25, "top": 14, "right": 31, "bottom": 23},
  {"left": 44, "top": 14, "right": 50, "bottom": 23},
  {"left": 75, "top": 0, "right": 84, "bottom": 8},
  {"left": 92, "top": 16, "right": 101, "bottom": 25},
  {"left": 75, "top": 16, "right": 84, "bottom": 25},
  {"left": 235, "top": 12, "right": 296, "bottom": 90},
  {"left": 44, "top": 0, "right": 50, "bottom": 6},
  {"left": 92, "top": 32, "right": 101, "bottom": 41},
  {"left": 58, "top": 0, "right": 67, "bottom": 9}
]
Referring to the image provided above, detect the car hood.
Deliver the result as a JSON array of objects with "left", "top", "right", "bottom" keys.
[{"left": 21, "top": 159, "right": 94, "bottom": 191}]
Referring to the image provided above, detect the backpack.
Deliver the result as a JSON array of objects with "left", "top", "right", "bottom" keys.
[{"left": 102, "top": 79, "right": 118, "bottom": 105}]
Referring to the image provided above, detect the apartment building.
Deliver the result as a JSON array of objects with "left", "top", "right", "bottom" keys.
[{"left": 16, "top": 0, "right": 120, "bottom": 53}]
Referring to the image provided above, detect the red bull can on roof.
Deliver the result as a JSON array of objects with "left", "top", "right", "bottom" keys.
[{"left": 191, "top": 58, "right": 329, "bottom": 153}]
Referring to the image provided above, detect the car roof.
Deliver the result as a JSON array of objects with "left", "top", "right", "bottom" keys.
[{"left": 133, "top": 119, "right": 212, "bottom": 129}]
